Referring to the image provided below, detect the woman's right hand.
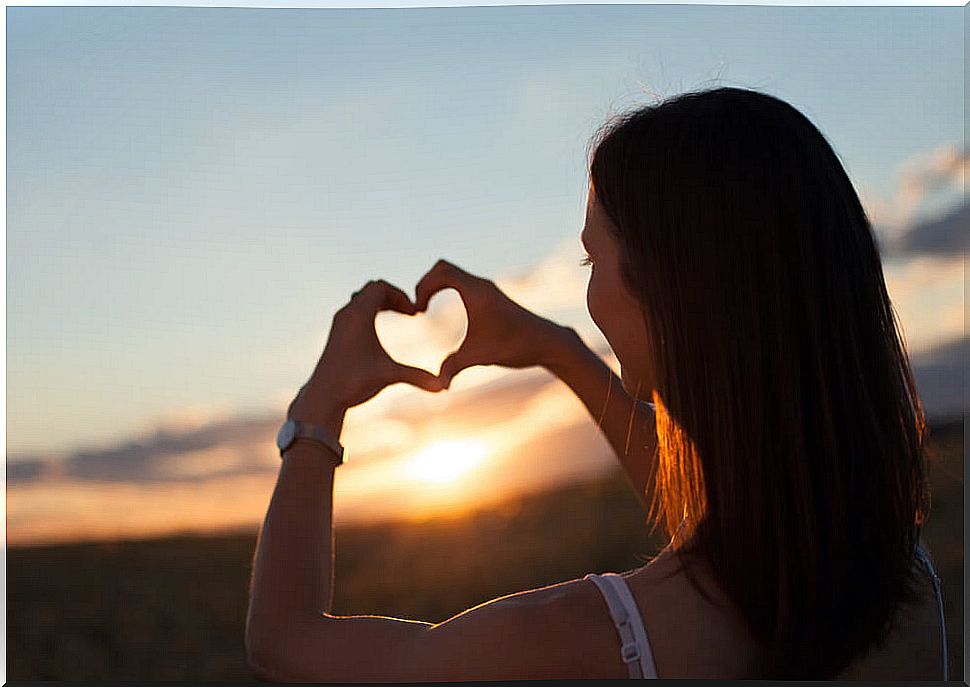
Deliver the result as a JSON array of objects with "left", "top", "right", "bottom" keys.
[{"left": 414, "top": 258, "right": 571, "bottom": 389}]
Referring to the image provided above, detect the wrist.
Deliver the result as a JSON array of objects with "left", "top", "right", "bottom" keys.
[
  {"left": 282, "top": 437, "right": 342, "bottom": 469},
  {"left": 541, "top": 324, "right": 585, "bottom": 378},
  {"left": 287, "top": 394, "right": 347, "bottom": 441}
]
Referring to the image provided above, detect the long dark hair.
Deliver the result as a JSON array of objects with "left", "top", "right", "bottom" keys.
[{"left": 587, "top": 86, "right": 930, "bottom": 679}]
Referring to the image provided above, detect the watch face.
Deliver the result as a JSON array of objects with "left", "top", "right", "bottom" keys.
[{"left": 277, "top": 419, "right": 297, "bottom": 451}]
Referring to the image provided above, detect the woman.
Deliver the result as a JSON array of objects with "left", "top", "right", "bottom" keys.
[{"left": 245, "top": 86, "right": 948, "bottom": 680}]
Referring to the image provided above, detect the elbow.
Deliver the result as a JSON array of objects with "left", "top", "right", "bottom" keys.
[
  {"left": 245, "top": 615, "right": 335, "bottom": 682},
  {"left": 245, "top": 624, "right": 284, "bottom": 682},
  {"left": 245, "top": 622, "right": 319, "bottom": 682},
  {"left": 246, "top": 659, "right": 274, "bottom": 682},
  {"left": 245, "top": 642, "right": 277, "bottom": 682}
]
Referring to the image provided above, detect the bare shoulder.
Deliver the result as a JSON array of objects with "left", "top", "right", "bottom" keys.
[
  {"left": 624, "top": 545, "right": 945, "bottom": 680},
  {"left": 396, "top": 573, "right": 637, "bottom": 681},
  {"left": 440, "top": 549, "right": 766, "bottom": 681},
  {"left": 622, "top": 548, "right": 768, "bottom": 678}
]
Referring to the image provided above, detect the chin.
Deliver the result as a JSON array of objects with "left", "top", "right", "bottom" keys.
[
  {"left": 619, "top": 369, "right": 646, "bottom": 400},
  {"left": 619, "top": 371, "right": 635, "bottom": 397}
]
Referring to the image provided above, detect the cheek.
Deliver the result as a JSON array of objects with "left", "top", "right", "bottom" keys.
[
  {"left": 586, "top": 272, "right": 604, "bottom": 327},
  {"left": 586, "top": 271, "right": 621, "bottom": 348}
]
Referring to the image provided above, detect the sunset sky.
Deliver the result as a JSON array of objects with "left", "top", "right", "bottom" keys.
[{"left": 5, "top": 4, "right": 965, "bottom": 545}]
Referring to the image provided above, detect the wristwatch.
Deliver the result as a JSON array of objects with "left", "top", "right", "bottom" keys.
[{"left": 276, "top": 418, "right": 345, "bottom": 466}]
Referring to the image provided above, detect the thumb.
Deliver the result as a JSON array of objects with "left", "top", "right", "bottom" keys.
[
  {"left": 438, "top": 352, "right": 474, "bottom": 389},
  {"left": 392, "top": 363, "right": 444, "bottom": 393}
]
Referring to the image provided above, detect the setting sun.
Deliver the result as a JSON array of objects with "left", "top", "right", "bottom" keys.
[{"left": 402, "top": 440, "right": 489, "bottom": 484}]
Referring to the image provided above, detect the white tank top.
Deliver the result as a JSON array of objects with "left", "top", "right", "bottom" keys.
[{"left": 584, "top": 543, "right": 948, "bottom": 679}]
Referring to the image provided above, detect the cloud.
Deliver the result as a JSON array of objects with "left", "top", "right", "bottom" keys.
[
  {"left": 373, "top": 287, "right": 468, "bottom": 376},
  {"left": 6, "top": 410, "right": 280, "bottom": 484},
  {"left": 4, "top": 359, "right": 568, "bottom": 488},
  {"left": 10, "top": 169, "right": 962, "bottom": 545},
  {"left": 9, "top": 318, "right": 962, "bottom": 546},
  {"left": 147, "top": 402, "right": 238, "bottom": 435},
  {"left": 897, "top": 145, "right": 967, "bottom": 211},
  {"left": 883, "top": 254, "right": 964, "bottom": 355},
  {"left": 369, "top": 231, "right": 601, "bottom": 397},
  {"left": 4, "top": 348, "right": 617, "bottom": 545},
  {"left": 886, "top": 200, "right": 969, "bottom": 257},
  {"left": 493, "top": 235, "right": 590, "bottom": 317},
  {"left": 869, "top": 143, "right": 968, "bottom": 257},
  {"left": 910, "top": 334, "right": 966, "bottom": 422}
]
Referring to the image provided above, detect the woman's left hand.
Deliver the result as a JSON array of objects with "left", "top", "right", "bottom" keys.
[{"left": 287, "top": 279, "right": 444, "bottom": 427}]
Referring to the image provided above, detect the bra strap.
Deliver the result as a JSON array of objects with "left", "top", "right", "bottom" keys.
[
  {"left": 585, "top": 573, "right": 643, "bottom": 677},
  {"left": 914, "top": 544, "right": 948, "bottom": 680},
  {"left": 585, "top": 572, "right": 658, "bottom": 678}
]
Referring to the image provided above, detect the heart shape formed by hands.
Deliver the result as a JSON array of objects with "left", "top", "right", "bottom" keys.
[{"left": 374, "top": 287, "right": 468, "bottom": 384}]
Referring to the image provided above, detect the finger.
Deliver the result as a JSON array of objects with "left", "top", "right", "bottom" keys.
[
  {"left": 438, "top": 349, "right": 477, "bottom": 389},
  {"left": 358, "top": 279, "right": 417, "bottom": 315},
  {"left": 391, "top": 362, "right": 444, "bottom": 393},
  {"left": 414, "top": 259, "right": 479, "bottom": 312}
]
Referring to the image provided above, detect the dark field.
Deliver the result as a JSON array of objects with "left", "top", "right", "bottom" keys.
[{"left": 7, "top": 418, "right": 963, "bottom": 680}]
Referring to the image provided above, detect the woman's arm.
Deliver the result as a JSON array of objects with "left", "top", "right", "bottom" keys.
[
  {"left": 244, "top": 427, "right": 601, "bottom": 683},
  {"left": 245, "top": 277, "right": 615, "bottom": 682},
  {"left": 542, "top": 325, "right": 658, "bottom": 510},
  {"left": 244, "top": 400, "right": 347, "bottom": 664}
]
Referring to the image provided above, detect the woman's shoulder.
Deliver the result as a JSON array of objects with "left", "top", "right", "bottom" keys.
[
  {"left": 509, "top": 541, "right": 945, "bottom": 680},
  {"left": 494, "top": 549, "right": 766, "bottom": 678},
  {"left": 621, "top": 547, "right": 769, "bottom": 678},
  {"left": 473, "top": 556, "right": 747, "bottom": 679},
  {"left": 616, "top": 543, "right": 946, "bottom": 680},
  {"left": 503, "top": 549, "right": 768, "bottom": 678},
  {"left": 468, "top": 571, "right": 651, "bottom": 679}
]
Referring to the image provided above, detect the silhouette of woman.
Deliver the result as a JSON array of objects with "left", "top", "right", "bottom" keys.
[{"left": 246, "top": 86, "right": 947, "bottom": 681}]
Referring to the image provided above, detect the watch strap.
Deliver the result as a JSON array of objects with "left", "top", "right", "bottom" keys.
[{"left": 284, "top": 419, "right": 345, "bottom": 465}]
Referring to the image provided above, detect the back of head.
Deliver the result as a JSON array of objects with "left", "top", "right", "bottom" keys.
[{"left": 587, "top": 86, "right": 931, "bottom": 679}]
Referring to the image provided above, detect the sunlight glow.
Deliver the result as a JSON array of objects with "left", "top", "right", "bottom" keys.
[{"left": 402, "top": 440, "right": 489, "bottom": 484}]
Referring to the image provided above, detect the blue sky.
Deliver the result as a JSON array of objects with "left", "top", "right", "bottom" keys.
[{"left": 6, "top": 4, "right": 965, "bottom": 458}]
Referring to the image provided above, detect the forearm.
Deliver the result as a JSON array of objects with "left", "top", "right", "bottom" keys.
[
  {"left": 542, "top": 326, "right": 657, "bottom": 509},
  {"left": 246, "top": 431, "right": 343, "bottom": 656}
]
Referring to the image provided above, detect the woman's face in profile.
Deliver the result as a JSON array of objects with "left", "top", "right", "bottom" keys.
[{"left": 582, "top": 186, "right": 654, "bottom": 399}]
